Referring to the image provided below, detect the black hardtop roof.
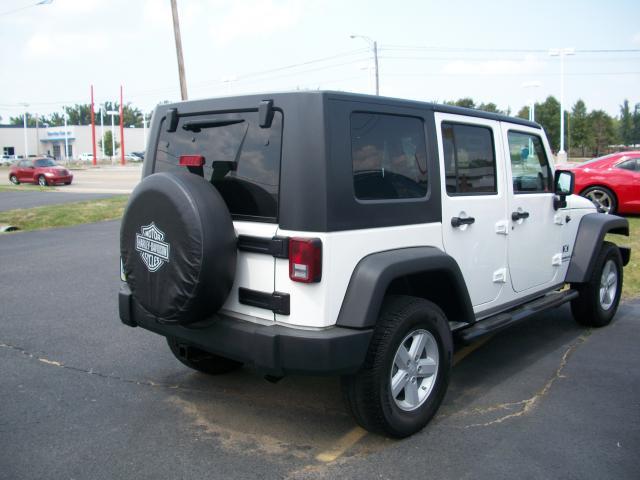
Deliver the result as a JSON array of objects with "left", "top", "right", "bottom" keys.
[{"left": 160, "top": 90, "right": 541, "bottom": 129}]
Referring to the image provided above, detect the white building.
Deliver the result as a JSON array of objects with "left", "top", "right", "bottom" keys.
[{"left": 0, "top": 124, "right": 147, "bottom": 161}]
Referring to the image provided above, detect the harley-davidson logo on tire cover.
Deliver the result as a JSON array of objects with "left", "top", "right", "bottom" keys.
[{"left": 135, "top": 222, "right": 170, "bottom": 272}]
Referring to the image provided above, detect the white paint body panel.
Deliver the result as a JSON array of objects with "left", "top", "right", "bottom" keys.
[
  {"left": 221, "top": 221, "right": 278, "bottom": 321},
  {"left": 500, "top": 123, "right": 561, "bottom": 293},
  {"left": 274, "top": 224, "right": 444, "bottom": 328},
  {"left": 435, "top": 113, "right": 508, "bottom": 310}
]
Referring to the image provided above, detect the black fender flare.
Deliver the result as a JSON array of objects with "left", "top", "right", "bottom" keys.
[
  {"left": 566, "top": 213, "right": 630, "bottom": 284},
  {"left": 336, "top": 246, "right": 475, "bottom": 329}
]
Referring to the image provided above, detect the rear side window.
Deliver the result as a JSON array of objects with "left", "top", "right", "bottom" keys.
[
  {"left": 616, "top": 158, "right": 639, "bottom": 172},
  {"left": 441, "top": 122, "right": 497, "bottom": 195},
  {"left": 351, "top": 112, "right": 428, "bottom": 200},
  {"left": 507, "top": 131, "right": 552, "bottom": 193},
  {"left": 155, "top": 110, "right": 283, "bottom": 221}
]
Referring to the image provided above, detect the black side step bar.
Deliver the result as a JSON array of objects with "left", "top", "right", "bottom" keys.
[{"left": 457, "top": 289, "right": 579, "bottom": 344}]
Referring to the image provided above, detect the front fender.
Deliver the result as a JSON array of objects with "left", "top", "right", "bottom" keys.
[{"left": 566, "top": 213, "right": 629, "bottom": 283}]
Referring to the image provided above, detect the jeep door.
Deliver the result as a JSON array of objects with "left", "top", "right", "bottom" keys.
[
  {"left": 501, "top": 124, "right": 562, "bottom": 293},
  {"left": 435, "top": 113, "right": 509, "bottom": 309}
]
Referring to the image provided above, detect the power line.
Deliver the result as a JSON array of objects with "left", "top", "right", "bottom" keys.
[{"left": 0, "top": 0, "right": 52, "bottom": 17}]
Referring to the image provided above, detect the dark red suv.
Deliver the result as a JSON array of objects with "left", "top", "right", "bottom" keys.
[{"left": 9, "top": 158, "right": 73, "bottom": 186}]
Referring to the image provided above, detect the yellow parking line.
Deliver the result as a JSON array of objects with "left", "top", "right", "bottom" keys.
[
  {"left": 315, "top": 426, "right": 368, "bottom": 463},
  {"left": 453, "top": 335, "right": 493, "bottom": 366}
]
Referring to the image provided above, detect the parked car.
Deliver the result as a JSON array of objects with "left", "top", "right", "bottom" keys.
[
  {"left": 78, "top": 152, "right": 95, "bottom": 163},
  {"left": 118, "top": 92, "right": 630, "bottom": 438},
  {"left": 125, "top": 152, "right": 144, "bottom": 162},
  {"left": 1, "top": 155, "right": 17, "bottom": 166},
  {"left": 9, "top": 157, "right": 73, "bottom": 186},
  {"left": 557, "top": 151, "right": 640, "bottom": 214}
]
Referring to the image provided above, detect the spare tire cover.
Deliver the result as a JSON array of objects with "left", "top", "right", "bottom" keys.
[{"left": 120, "top": 171, "right": 236, "bottom": 324}]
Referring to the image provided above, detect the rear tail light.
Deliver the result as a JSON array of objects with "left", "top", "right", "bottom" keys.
[
  {"left": 289, "top": 238, "right": 322, "bottom": 283},
  {"left": 179, "top": 155, "right": 205, "bottom": 167}
]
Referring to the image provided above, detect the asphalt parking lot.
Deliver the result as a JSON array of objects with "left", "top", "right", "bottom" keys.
[{"left": 1, "top": 221, "right": 639, "bottom": 479}]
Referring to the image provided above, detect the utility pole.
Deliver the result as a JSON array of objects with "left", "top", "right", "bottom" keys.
[
  {"left": 350, "top": 35, "right": 380, "bottom": 95},
  {"left": 373, "top": 41, "right": 379, "bottom": 96},
  {"left": 90, "top": 85, "right": 97, "bottom": 166},
  {"left": 20, "top": 103, "right": 29, "bottom": 158},
  {"left": 119, "top": 85, "right": 125, "bottom": 165},
  {"left": 170, "top": 0, "right": 188, "bottom": 100}
]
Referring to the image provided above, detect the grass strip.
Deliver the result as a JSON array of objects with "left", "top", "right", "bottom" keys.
[
  {"left": 0, "top": 185, "right": 50, "bottom": 192},
  {"left": 0, "top": 195, "right": 129, "bottom": 233},
  {"left": 607, "top": 216, "right": 639, "bottom": 300}
]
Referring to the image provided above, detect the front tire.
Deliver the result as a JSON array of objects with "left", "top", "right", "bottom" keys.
[
  {"left": 9, "top": 175, "right": 19, "bottom": 185},
  {"left": 167, "top": 337, "right": 243, "bottom": 375},
  {"left": 571, "top": 241, "right": 623, "bottom": 327},
  {"left": 38, "top": 175, "right": 48, "bottom": 187},
  {"left": 341, "top": 296, "right": 452, "bottom": 438}
]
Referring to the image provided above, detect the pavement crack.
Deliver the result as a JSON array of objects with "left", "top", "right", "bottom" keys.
[
  {"left": 461, "top": 331, "right": 591, "bottom": 428},
  {"left": 0, "top": 341, "right": 191, "bottom": 392}
]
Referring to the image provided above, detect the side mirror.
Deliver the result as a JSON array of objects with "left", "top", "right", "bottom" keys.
[{"left": 553, "top": 170, "right": 574, "bottom": 210}]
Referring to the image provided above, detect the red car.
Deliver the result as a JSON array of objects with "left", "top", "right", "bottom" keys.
[
  {"left": 558, "top": 151, "right": 640, "bottom": 214},
  {"left": 8, "top": 157, "right": 73, "bottom": 187}
]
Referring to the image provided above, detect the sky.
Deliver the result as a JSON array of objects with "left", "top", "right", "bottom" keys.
[{"left": 0, "top": 0, "right": 639, "bottom": 123}]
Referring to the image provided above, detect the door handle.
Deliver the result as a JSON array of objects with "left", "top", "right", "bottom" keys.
[
  {"left": 451, "top": 216, "right": 476, "bottom": 228},
  {"left": 511, "top": 211, "right": 530, "bottom": 221}
]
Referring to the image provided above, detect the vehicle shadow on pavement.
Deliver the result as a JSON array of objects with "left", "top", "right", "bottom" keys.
[{"left": 153, "top": 304, "right": 593, "bottom": 467}]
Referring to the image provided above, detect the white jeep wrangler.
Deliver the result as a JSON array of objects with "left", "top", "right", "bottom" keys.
[{"left": 119, "top": 92, "right": 631, "bottom": 438}]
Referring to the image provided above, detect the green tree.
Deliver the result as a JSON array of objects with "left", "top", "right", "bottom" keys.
[
  {"left": 570, "top": 100, "right": 589, "bottom": 156},
  {"left": 633, "top": 103, "right": 640, "bottom": 146},
  {"left": 9, "top": 113, "right": 38, "bottom": 126},
  {"left": 45, "top": 112, "right": 65, "bottom": 127},
  {"left": 99, "top": 130, "right": 120, "bottom": 157},
  {"left": 64, "top": 104, "right": 93, "bottom": 125},
  {"left": 477, "top": 102, "right": 504, "bottom": 114},
  {"left": 619, "top": 99, "right": 633, "bottom": 146},
  {"left": 444, "top": 97, "right": 476, "bottom": 109},
  {"left": 588, "top": 110, "right": 616, "bottom": 156},
  {"left": 516, "top": 105, "right": 529, "bottom": 120},
  {"left": 533, "top": 96, "right": 561, "bottom": 152}
]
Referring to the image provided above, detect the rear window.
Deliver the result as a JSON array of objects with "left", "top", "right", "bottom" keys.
[
  {"left": 155, "top": 110, "right": 283, "bottom": 221},
  {"left": 351, "top": 112, "right": 428, "bottom": 200}
]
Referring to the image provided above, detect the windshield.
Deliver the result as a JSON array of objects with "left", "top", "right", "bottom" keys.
[
  {"left": 34, "top": 159, "right": 57, "bottom": 167},
  {"left": 155, "top": 110, "right": 283, "bottom": 221}
]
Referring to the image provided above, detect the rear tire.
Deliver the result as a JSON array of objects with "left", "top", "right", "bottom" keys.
[
  {"left": 571, "top": 241, "right": 623, "bottom": 327},
  {"left": 341, "top": 295, "right": 452, "bottom": 438},
  {"left": 9, "top": 175, "right": 19, "bottom": 185},
  {"left": 38, "top": 175, "right": 48, "bottom": 187},
  {"left": 581, "top": 186, "right": 617, "bottom": 214},
  {"left": 167, "top": 337, "right": 243, "bottom": 375}
]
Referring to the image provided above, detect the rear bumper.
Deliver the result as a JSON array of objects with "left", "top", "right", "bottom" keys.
[{"left": 119, "top": 285, "right": 372, "bottom": 376}]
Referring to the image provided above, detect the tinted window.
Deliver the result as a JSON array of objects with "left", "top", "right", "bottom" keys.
[
  {"left": 156, "top": 110, "right": 283, "bottom": 221},
  {"left": 34, "top": 159, "right": 57, "bottom": 167},
  {"left": 442, "top": 123, "right": 496, "bottom": 195},
  {"left": 617, "top": 158, "right": 639, "bottom": 172},
  {"left": 507, "top": 131, "right": 552, "bottom": 193},
  {"left": 351, "top": 112, "right": 428, "bottom": 200}
]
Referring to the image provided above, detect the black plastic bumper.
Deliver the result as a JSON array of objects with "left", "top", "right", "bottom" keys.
[{"left": 119, "top": 285, "right": 372, "bottom": 376}]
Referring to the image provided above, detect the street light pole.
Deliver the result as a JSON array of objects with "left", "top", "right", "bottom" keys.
[
  {"left": 350, "top": 35, "right": 379, "bottom": 95},
  {"left": 549, "top": 48, "right": 575, "bottom": 161},
  {"left": 63, "top": 113, "right": 69, "bottom": 164},
  {"left": 100, "top": 106, "right": 105, "bottom": 160},
  {"left": 170, "top": 0, "right": 188, "bottom": 100},
  {"left": 20, "top": 103, "right": 29, "bottom": 158},
  {"left": 522, "top": 81, "right": 541, "bottom": 122},
  {"left": 107, "top": 109, "right": 118, "bottom": 164}
]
